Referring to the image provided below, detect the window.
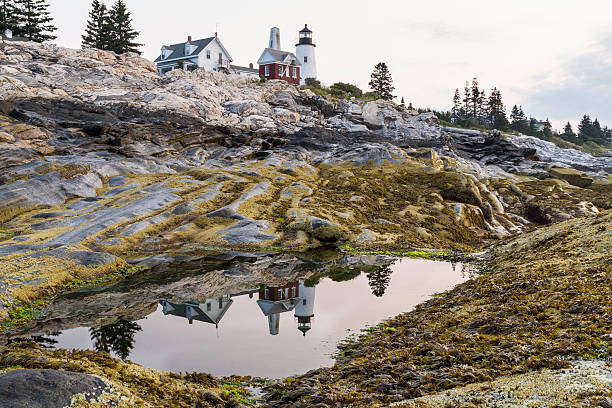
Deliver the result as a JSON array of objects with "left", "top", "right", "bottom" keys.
[
  {"left": 278, "top": 288, "right": 283, "bottom": 299},
  {"left": 206, "top": 50, "right": 211, "bottom": 59},
  {"left": 219, "top": 52, "right": 222, "bottom": 63},
  {"left": 304, "top": 56, "right": 308, "bottom": 63},
  {"left": 303, "top": 299, "right": 307, "bottom": 306},
  {"left": 264, "top": 288, "right": 269, "bottom": 298},
  {"left": 293, "top": 68, "right": 297, "bottom": 78},
  {"left": 279, "top": 65, "right": 283, "bottom": 76},
  {"left": 206, "top": 303, "right": 211, "bottom": 312},
  {"left": 264, "top": 65, "right": 269, "bottom": 76},
  {"left": 218, "top": 298, "right": 223, "bottom": 308},
  {"left": 291, "top": 287, "right": 296, "bottom": 297}
]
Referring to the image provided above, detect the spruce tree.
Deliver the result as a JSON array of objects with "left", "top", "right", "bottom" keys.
[
  {"left": 12, "top": 0, "right": 56, "bottom": 42},
  {"left": 452, "top": 88, "right": 462, "bottom": 123},
  {"left": 578, "top": 115, "right": 594, "bottom": 143},
  {"left": 486, "top": 88, "right": 509, "bottom": 130},
  {"left": 541, "top": 118, "right": 553, "bottom": 140},
  {"left": 368, "top": 62, "right": 395, "bottom": 100},
  {"left": 82, "top": 0, "right": 111, "bottom": 50},
  {"left": 470, "top": 78, "right": 480, "bottom": 118},
  {"left": 561, "top": 122, "right": 576, "bottom": 142},
  {"left": 107, "top": 0, "right": 141, "bottom": 55}
]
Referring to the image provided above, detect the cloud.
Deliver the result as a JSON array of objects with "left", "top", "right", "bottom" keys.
[
  {"left": 403, "top": 21, "right": 489, "bottom": 42},
  {"left": 522, "top": 32, "right": 612, "bottom": 125}
]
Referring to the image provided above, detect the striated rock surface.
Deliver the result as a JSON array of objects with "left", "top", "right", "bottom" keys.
[{"left": 0, "top": 39, "right": 610, "bottom": 323}]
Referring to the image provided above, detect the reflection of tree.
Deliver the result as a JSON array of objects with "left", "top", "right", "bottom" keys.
[
  {"left": 89, "top": 320, "right": 142, "bottom": 360},
  {"left": 29, "top": 333, "right": 60, "bottom": 348},
  {"left": 366, "top": 264, "right": 393, "bottom": 297}
]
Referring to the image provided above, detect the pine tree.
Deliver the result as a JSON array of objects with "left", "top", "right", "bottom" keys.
[
  {"left": 486, "top": 88, "right": 509, "bottom": 130},
  {"left": 0, "top": 0, "right": 17, "bottom": 33},
  {"left": 82, "top": 0, "right": 111, "bottom": 50},
  {"left": 470, "top": 78, "right": 480, "bottom": 118},
  {"left": 510, "top": 105, "right": 528, "bottom": 134},
  {"left": 368, "top": 62, "right": 395, "bottom": 100},
  {"left": 462, "top": 81, "right": 470, "bottom": 114},
  {"left": 578, "top": 115, "right": 594, "bottom": 144},
  {"left": 451, "top": 88, "right": 462, "bottom": 123},
  {"left": 478, "top": 89, "right": 488, "bottom": 122},
  {"left": 400, "top": 97, "right": 405, "bottom": 107},
  {"left": 541, "top": 118, "right": 553, "bottom": 140},
  {"left": 562, "top": 122, "right": 576, "bottom": 142},
  {"left": 106, "top": 0, "right": 141, "bottom": 55},
  {"left": 12, "top": 0, "right": 56, "bottom": 42}
]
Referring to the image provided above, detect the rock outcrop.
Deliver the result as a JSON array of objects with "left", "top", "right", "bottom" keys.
[{"left": 0, "top": 39, "right": 610, "bottom": 321}]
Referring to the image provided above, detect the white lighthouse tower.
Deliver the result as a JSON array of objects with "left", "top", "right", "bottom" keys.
[
  {"left": 295, "top": 24, "right": 317, "bottom": 85},
  {"left": 294, "top": 280, "right": 316, "bottom": 336}
]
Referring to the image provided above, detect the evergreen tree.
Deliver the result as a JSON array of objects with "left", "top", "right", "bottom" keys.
[
  {"left": 400, "top": 96, "right": 405, "bottom": 107},
  {"left": 578, "top": 115, "right": 594, "bottom": 144},
  {"left": 368, "top": 62, "right": 395, "bottom": 100},
  {"left": 0, "top": 0, "right": 17, "bottom": 33},
  {"left": 470, "top": 78, "right": 480, "bottom": 118},
  {"left": 561, "top": 122, "right": 577, "bottom": 142},
  {"left": 486, "top": 87, "right": 509, "bottom": 130},
  {"left": 462, "top": 81, "right": 470, "bottom": 114},
  {"left": 451, "top": 88, "right": 462, "bottom": 123},
  {"left": 510, "top": 105, "right": 528, "bottom": 134},
  {"left": 12, "top": 0, "right": 56, "bottom": 42},
  {"left": 540, "top": 118, "right": 553, "bottom": 140},
  {"left": 82, "top": 0, "right": 111, "bottom": 50},
  {"left": 106, "top": 0, "right": 141, "bottom": 55},
  {"left": 478, "top": 89, "right": 488, "bottom": 122}
]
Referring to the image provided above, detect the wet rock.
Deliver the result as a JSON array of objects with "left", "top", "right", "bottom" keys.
[{"left": 0, "top": 369, "right": 107, "bottom": 408}]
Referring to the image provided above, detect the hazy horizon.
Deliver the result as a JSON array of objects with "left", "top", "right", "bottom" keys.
[{"left": 44, "top": 0, "right": 612, "bottom": 130}]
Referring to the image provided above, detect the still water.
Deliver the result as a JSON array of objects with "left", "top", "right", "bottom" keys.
[{"left": 29, "top": 257, "right": 471, "bottom": 378}]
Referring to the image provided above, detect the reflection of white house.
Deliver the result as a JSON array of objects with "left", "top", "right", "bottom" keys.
[
  {"left": 154, "top": 35, "right": 233, "bottom": 75},
  {"left": 159, "top": 296, "right": 233, "bottom": 328},
  {"left": 294, "top": 280, "right": 316, "bottom": 336}
]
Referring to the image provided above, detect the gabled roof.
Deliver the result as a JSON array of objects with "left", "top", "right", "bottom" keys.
[
  {"left": 230, "top": 64, "right": 258, "bottom": 73},
  {"left": 257, "top": 48, "right": 301, "bottom": 66},
  {"left": 159, "top": 299, "right": 234, "bottom": 325},
  {"left": 257, "top": 299, "right": 299, "bottom": 316},
  {"left": 154, "top": 37, "right": 233, "bottom": 64}
]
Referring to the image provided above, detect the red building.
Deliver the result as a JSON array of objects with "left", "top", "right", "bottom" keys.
[{"left": 257, "top": 27, "right": 301, "bottom": 85}]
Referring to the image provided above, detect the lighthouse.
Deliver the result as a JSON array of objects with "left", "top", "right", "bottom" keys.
[
  {"left": 295, "top": 24, "right": 317, "bottom": 86},
  {"left": 294, "top": 280, "right": 316, "bottom": 336}
]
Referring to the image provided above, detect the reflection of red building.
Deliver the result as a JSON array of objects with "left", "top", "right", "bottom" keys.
[{"left": 259, "top": 282, "right": 299, "bottom": 302}]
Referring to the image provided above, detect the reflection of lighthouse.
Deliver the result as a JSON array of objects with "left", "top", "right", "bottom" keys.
[{"left": 295, "top": 280, "right": 315, "bottom": 336}]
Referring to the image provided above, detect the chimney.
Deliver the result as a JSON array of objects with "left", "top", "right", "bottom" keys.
[
  {"left": 269, "top": 27, "right": 281, "bottom": 50},
  {"left": 4, "top": 29, "right": 12, "bottom": 39},
  {"left": 188, "top": 35, "right": 192, "bottom": 42},
  {"left": 161, "top": 45, "right": 167, "bottom": 59},
  {"left": 249, "top": 63, "right": 253, "bottom": 69}
]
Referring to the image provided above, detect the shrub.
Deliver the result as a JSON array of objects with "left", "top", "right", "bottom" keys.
[{"left": 330, "top": 82, "right": 363, "bottom": 97}]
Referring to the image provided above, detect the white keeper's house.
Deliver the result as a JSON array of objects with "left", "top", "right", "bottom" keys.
[{"left": 154, "top": 34, "right": 258, "bottom": 78}]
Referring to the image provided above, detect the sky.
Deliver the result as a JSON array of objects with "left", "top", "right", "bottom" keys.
[{"left": 46, "top": 0, "right": 612, "bottom": 130}]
